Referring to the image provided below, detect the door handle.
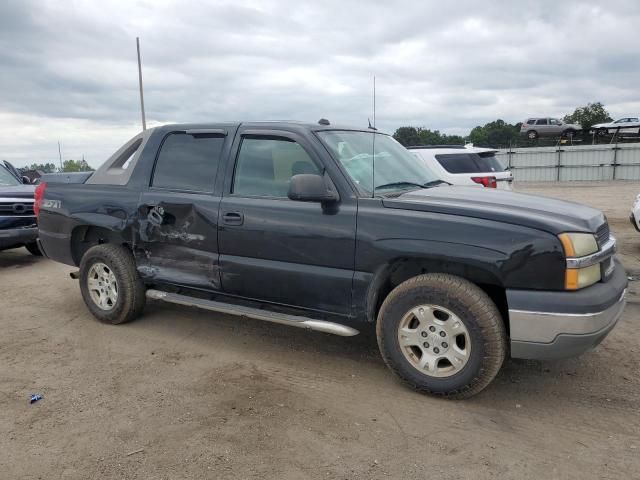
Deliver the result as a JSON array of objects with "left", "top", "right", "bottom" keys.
[{"left": 222, "top": 211, "right": 244, "bottom": 226}]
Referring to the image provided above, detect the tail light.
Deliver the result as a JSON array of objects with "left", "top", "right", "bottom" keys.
[
  {"left": 34, "top": 181, "right": 47, "bottom": 217},
  {"left": 471, "top": 176, "right": 497, "bottom": 188}
]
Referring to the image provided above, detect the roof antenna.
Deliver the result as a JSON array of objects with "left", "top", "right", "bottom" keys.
[{"left": 368, "top": 118, "right": 377, "bottom": 131}]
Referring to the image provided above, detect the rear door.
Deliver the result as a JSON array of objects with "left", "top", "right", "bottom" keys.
[
  {"left": 535, "top": 118, "right": 550, "bottom": 136},
  {"left": 217, "top": 127, "right": 357, "bottom": 316},
  {"left": 136, "top": 128, "right": 231, "bottom": 290}
]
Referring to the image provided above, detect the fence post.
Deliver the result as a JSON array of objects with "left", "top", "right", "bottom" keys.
[
  {"left": 556, "top": 148, "right": 562, "bottom": 181},
  {"left": 612, "top": 137, "right": 619, "bottom": 180}
]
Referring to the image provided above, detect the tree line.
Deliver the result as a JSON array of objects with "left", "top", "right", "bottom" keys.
[
  {"left": 19, "top": 159, "right": 94, "bottom": 174},
  {"left": 393, "top": 102, "right": 613, "bottom": 147}
]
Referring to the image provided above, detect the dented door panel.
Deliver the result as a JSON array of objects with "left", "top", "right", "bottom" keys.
[{"left": 136, "top": 191, "right": 221, "bottom": 290}]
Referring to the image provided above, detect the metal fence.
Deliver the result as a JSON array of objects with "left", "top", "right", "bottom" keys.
[{"left": 495, "top": 142, "right": 640, "bottom": 182}]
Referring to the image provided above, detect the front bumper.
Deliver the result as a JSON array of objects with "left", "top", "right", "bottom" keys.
[
  {"left": 0, "top": 226, "right": 38, "bottom": 250},
  {"left": 507, "top": 260, "right": 627, "bottom": 360}
]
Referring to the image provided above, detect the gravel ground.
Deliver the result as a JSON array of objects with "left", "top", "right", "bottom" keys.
[{"left": 1, "top": 181, "right": 639, "bottom": 479}]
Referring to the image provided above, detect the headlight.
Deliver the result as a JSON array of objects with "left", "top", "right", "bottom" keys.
[
  {"left": 558, "top": 233, "right": 601, "bottom": 290},
  {"left": 558, "top": 233, "right": 598, "bottom": 257},
  {"left": 565, "top": 264, "right": 601, "bottom": 290}
]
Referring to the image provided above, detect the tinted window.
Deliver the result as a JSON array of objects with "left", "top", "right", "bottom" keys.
[
  {"left": 535, "top": 119, "right": 548, "bottom": 125},
  {"left": 152, "top": 133, "right": 225, "bottom": 192},
  {"left": 233, "top": 137, "right": 320, "bottom": 197},
  {"left": 549, "top": 118, "right": 561, "bottom": 125},
  {"left": 526, "top": 119, "right": 536, "bottom": 125},
  {"left": 435, "top": 153, "right": 506, "bottom": 174}
]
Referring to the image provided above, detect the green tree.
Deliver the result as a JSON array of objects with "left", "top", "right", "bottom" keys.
[
  {"left": 393, "top": 127, "right": 422, "bottom": 146},
  {"left": 467, "top": 119, "right": 520, "bottom": 148},
  {"left": 23, "top": 163, "right": 57, "bottom": 173},
  {"left": 393, "top": 127, "right": 465, "bottom": 147},
  {"left": 563, "top": 102, "right": 612, "bottom": 131},
  {"left": 61, "top": 159, "right": 94, "bottom": 172}
]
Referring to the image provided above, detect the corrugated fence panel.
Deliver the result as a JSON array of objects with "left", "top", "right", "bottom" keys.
[{"left": 495, "top": 142, "right": 640, "bottom": 182}]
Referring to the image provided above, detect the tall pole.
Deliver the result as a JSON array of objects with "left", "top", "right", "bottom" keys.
[
  {"left": 57, "top": 141, "right": 63, "bottom": 171},
  {"left": 373, "top": 76, "right": 376, "bottom": 129},
  {"left": 136, "top": 37, "right": 147, "bottom": 131}
]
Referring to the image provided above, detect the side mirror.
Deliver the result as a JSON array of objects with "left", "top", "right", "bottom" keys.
[
  {"left": 288, "top": 173, "right": 339, "bottom": 203},
  {"left": 22, "top": 176, "right": 31, "bottom": 184}
]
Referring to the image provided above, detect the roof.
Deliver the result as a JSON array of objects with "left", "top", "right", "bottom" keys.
[{"left": 150, "top": 120, "right": 390, "bottom": 135}]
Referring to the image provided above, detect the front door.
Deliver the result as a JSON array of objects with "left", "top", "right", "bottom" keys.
[
  {"left": 218, "top": 129, "right": 357, "bottom": 316},
  {"left": 136, "top": 129, "right": 228, "bottom": 290}
]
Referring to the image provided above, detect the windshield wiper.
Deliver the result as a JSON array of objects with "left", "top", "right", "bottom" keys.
[
  {"left": 374, "top": 181, "right": 425, "bottom": 192},
  {"left": 422, "top": 180, "right": 451, "bottom": 187}
]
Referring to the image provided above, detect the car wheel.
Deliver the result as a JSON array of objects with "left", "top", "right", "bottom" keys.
[
  {"left": 527, "top": 130, "right": 538, "bottom": 140},
  {"left": 376, "top": 273, "right": 506, "bottom": 399},
  {"left": 79, "top": 244, "right": 146, "bottom": 325},
  {"left": 25, "top": 242, "right": 42, "bottom": 256},
  {"left": 597, "top": 128, "right": 609, "bottom": 136}
]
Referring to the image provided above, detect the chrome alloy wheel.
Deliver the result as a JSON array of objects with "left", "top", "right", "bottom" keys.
[
  {"left": 397, "top": 305, "right": 471, "bottom": 378},
  {"left": 87, "top": 262, "right": 118, "bottom": 311}
]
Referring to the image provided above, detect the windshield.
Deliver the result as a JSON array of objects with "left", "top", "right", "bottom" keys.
[
  {"left": 0, "top": 164, "right": 20, "bottom": 186},
  {"left": 317, "top": 131, "right": 439, "bottom": 195}
]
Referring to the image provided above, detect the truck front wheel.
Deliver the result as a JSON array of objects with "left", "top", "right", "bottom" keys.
[
  {"left": 79, "top": 244, "right": 146, "bottom": 325},
  {"left": 376, "top": 273, "right": 506, "bottom": 399}
]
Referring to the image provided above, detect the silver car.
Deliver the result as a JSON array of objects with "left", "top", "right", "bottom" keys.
[{"left": 520, "top": 117, "right": 581, "bottom": 139}]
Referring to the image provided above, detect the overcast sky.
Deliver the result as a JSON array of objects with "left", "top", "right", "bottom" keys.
[{"left": 1, "top": 0, "right": 639, "bottom": 168}]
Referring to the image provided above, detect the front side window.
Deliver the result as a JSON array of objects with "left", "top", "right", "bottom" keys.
[
  {"left": 233, "top": 137, "right": 320, "bottom": 197},
  {"left": 152, "top": 133, "right": 225, "bottom": 192},
  {"left": 549, "top": 118, "right": 561, "bottom": 125},
  {"left": 0, "top": 165, "right": 19, "bottom": 186},
  {"left": 535, "top": 118, "right": 548, "bottom": 125},
  {"left": 526, "top": 119, "right": 536, "bottom": 125},
  {"left": 318, "top": 131, "right": 438, "bottom": 195}
]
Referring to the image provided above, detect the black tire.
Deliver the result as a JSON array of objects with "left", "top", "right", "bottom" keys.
[
  {"left": 376, "top": 273, "right": 506, "bottom": 399},
  {"left": 25, "top": 242, "right": 42, "bottom": 256},
  {"left": 79, "top": 244, "right": 146, "bottom": 325},
  {"left": 526, "top": 130, "right": 538, "bottom": 140}
]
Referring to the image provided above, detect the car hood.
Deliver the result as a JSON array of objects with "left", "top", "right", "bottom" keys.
[
  {"left": 591, "top": 122, "right": 611, "bottom": 128},
  {"left": 382, "top": 186, "right": 605, "bottom": 235},
  {"left": 0, "top": 184, "right": 35, "bottom": 199}
]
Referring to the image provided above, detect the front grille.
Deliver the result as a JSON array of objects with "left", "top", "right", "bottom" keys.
[
  {"left": 0, "top": 202, "right": 35, "bottom": 216},
  {"left": 595, "top": 222, "right": 609, "bottom": 248}
]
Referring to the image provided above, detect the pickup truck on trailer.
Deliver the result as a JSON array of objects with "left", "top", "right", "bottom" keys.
[{"left": 36, "top": 120, "right": 627, "bottom": 398}]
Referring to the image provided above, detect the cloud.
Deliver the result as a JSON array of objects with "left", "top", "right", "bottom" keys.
[{"left": 1, "top": 0, "right": 639, "bottom": 167}]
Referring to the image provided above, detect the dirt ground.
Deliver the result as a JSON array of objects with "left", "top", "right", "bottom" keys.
[{"left": 1, "top": 181, "right": 639, "bottom": 479}]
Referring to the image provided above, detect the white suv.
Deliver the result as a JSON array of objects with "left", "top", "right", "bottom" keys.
[{"left": 408, "top": 145, "right": 513, "bottom": 190}]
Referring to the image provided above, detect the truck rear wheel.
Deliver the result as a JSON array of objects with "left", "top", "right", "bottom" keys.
[
  {"left": 376, "top": 273, "right": 506, "bottom": 399},
  {"left": 79, "top": 244, "right": 146, "bottom": 325}
]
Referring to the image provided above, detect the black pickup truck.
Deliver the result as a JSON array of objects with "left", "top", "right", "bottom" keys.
[{"left": 36, "top": 121, "right": 627, "bottom": 398}]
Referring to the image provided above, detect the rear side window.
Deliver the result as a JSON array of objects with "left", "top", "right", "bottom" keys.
[
  {"left": 435, "top": 153, "right": 506, "bottom": 174},
  {"left": 233, "top": 137, "right": 320, "bottom": 197},
  {"left": 152, "top": 133, "right": 225, "bottom": 192}
]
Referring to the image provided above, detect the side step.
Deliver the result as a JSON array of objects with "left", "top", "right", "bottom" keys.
[{"left": 146, "top": 289, "right": 359, "bottom": 337}]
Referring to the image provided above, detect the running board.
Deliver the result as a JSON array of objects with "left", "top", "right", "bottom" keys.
[{"left": 146, "top": 289, "right": 359, "bottom": 337}]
